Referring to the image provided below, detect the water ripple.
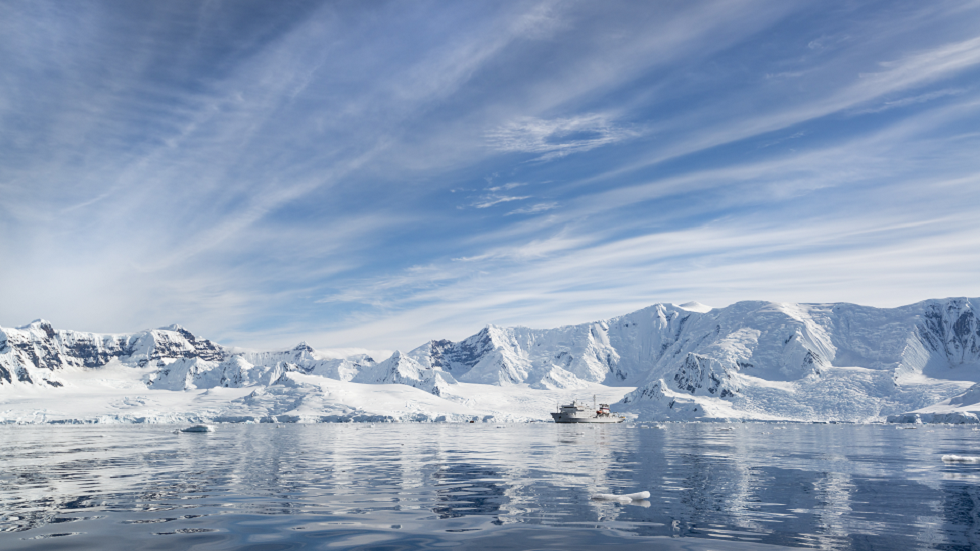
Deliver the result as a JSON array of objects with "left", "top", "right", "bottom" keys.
[{"left": 1, "top": 423, "right": 979, "bottom": 549}]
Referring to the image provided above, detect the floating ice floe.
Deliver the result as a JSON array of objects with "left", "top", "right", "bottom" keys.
[
  {"left": 941, "top": 455, "right": 980, "bottom": 463},
  {"left": 592, "top": 491, "right": 651, "bottom": 502},
  {"left": 180, "top": 424, "right": 215, "bottom": 433}
]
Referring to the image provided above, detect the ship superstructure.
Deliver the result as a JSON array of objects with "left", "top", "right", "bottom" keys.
[{"left": 551, "top": 396, "right": 624, "bottom": 423}]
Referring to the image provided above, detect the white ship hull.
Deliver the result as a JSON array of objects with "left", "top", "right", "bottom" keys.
[{"left": 550, "top": 412, "right": 624, "bottom": 423}]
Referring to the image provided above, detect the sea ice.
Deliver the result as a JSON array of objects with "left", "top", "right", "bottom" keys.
[
  {"left": 941, "top": 455, "right": 980, "bottom": 463},
  {"left": 592, "top": 491, "right": 651, "bottom": 502}
]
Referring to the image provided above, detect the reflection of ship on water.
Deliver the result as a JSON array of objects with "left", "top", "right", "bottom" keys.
[{"left": 551, "top": 395, "right": 624, "bottom": 423}]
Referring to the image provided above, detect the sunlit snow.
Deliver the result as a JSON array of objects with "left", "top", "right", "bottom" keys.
[{"left": 2, "top": 297, "right": 980, "bottom": 424}]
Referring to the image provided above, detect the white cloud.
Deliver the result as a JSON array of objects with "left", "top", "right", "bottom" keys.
[
  {"left": 855, "top": 88, "right": 966, "bottom": 114},
  {"left": 4, "top": 1, "right": 980, "bottom": 353},
  {"left": 296, "top": 101, "right": 980, "bottom": 348},
  {"left": 574, "top": 34, "right": 980, "bottom": 187},
  {"left": 486, "top": 113, "right": 636, "bottom": 160},
  {"left": 487, "top": 182, "right": 526, "bottom": 192},
  {"left": 473, "top": 195, "right": 531, "bottom": 209},
  {"left": 506, "top": 202, "right": 559, "bottom": 215},
  {"left": 308, "top": 206, "right": 980, "bottom": 348}
]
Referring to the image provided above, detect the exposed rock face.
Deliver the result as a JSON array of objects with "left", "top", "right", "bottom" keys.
[
  {"left": 0, "top": 320, "right": 226, "bottom": 388},
  {"left": 916, "top": 300, "right": 980, "bottom": 366},
  {"left": 0, "top": 322, "right": 375, "bottom": 392},
  {"left": 673, "top": 353, "right": 738, "bottom": 398}
]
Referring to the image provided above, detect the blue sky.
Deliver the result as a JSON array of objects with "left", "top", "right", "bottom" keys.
[{"left": 2, "top": 0, "right": 980, "bottom": 351}]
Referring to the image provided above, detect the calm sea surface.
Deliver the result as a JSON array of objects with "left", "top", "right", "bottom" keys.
[{"left": 2, "top": 422, "right": 980, "bottom": 550}]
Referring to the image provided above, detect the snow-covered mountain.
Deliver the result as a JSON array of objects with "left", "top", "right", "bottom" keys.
[
  {"left": 614, "top": 299, "right": 980, "bottom": 422},
  {"left": 0, "top": 320, "right": 223, "bottom": 387},
  {"left": 352, "top": 351, "right": 458, "bottom": 396},
  {"left": 0, "top": 321, "right": 377, "bottom": 392},
  {"left": 397, "top": 298, "right": 980, "bottom": 422},
  {"left": 2, "top": 297, "right": 979, "bottom": 423}
]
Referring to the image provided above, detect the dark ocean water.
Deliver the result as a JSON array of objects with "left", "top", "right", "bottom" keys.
[{"left": 1, "top": 422, "right": 979, "bottom": 550}]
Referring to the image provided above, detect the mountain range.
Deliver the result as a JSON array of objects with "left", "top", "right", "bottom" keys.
[{"left": 2, "top": 297, "right": 979, "bottom": 423}]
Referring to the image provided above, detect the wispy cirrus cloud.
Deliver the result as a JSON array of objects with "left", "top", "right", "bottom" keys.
[
  {"left": 3, "top": 1, "right": 980, "bottom": 352},
  {"left": 507, "top": 202, "right": 559, "bottom": 216},
  {"left": 307, "top": 98, "right": 980, "bottom": 347},
  {"left": 486, "top": 182, "right": 526, "bottom": 192},
  {"left": 486, "top": 113, "right": 636, "bottom": 161},
  {"left": 568, "top": 32, "right": 980, "bottom": 189},
  {"left": 855, "top": 88, "right": 967, "bottom": 114},
  {"left": 472, "top": 195, "right": 531, "bottom": 209}
]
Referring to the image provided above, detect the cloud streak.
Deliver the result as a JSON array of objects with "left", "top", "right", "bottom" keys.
[{"left": 486, "top": 113, "right": 636, "bottom": 161}]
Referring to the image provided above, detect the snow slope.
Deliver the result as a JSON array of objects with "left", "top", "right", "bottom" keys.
[
  {"left": 617, "top": 299, "right": 980, "bottom": 422},
  {"left": 2, "top": 297, "right": 979, "bottom": 423},
  {"left": 0, "top": 362, "right": 628, "bottom": 424},
  {"left": 887, "top": 381, "right": 980, "bottom": 424}
]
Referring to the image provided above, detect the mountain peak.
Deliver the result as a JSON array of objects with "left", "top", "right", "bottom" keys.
[
  {"left": 18, "top": 319, "right": 53, "bottom": 330},
  {"left": 677, "top": 301, "right": 713, "bottom": 313},
  {"left": 293, "top": 341, "right": 314, "bottom": 352}
]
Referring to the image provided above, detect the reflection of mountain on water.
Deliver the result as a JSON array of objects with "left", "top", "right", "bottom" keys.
[
  {"left": 938, "top": 480, "right": 980, "bottom": 549},
  {"left": 431, "top": 464, "right": 507, "bottom": 520},
  {"left": 7, "top": 424, "right": 980, "bottom": 549}
]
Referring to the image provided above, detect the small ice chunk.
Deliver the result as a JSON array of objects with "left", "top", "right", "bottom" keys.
[
  {"left": 942, "top": 455, "right": 980, "bottom": 463},
  {"left": 180, "top": 424, "right": 215, "bottom": 433},
  {"left": 592, "top": 491, "right": 651, "bottom": 502}
]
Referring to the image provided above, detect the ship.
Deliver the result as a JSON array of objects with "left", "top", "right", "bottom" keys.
[{"left": 551, "top": 395, "right": 625, "bottom": 423}]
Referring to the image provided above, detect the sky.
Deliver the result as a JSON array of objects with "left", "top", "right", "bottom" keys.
[{"left": 2, "top": 0, "right": 980, "bottom": 352}]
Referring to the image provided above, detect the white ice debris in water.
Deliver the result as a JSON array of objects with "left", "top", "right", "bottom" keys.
[
  {"left": 942, "top": 455, "right": 980, "bottom": 463},
  {"left": 181, "top": 424, "right": 215, "bottom": 433},
  {"left": 592, "top": 491, "right": 651, "bottom": 502}
]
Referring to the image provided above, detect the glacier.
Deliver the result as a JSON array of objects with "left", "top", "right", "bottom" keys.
[{"left": 2, "top": 297, "right": 979, "bottom": 424}]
